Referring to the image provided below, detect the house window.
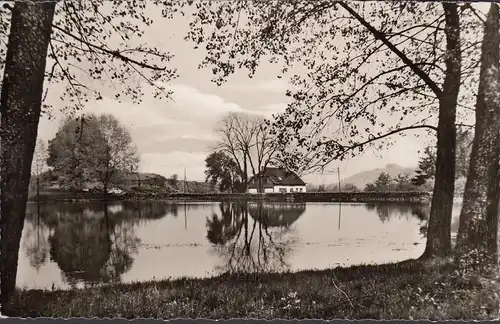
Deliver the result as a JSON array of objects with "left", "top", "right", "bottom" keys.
[
  {"left": 300, "top": 188, "right": 303, "bottom": 192},
  {"left": 279, "top": 188, "right": 286, "bottom": 193},
  {"left": 289, "top": 188, "right": 293, "bottom": 193}
]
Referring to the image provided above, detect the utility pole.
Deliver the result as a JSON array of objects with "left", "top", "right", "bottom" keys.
[
  {"left": 184, "top": 201, "right": 187, "bottom": 230},
  {"left": 338, "top": 202, "right": 342, "bottom": 231},
  {"left": 337, "top": 167, "right": 341, "bottom": 193},
  {"left": 183, "top": 168, "right": 187, "bottom": 193}
]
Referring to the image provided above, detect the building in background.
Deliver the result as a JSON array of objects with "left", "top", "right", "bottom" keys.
[{"left": 247, "top": 167, "right": 307, "bottom": 194}]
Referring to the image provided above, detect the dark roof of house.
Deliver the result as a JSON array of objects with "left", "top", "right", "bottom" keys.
[{"left": 248, "top": 167, "right": 306, "bottom": 188}]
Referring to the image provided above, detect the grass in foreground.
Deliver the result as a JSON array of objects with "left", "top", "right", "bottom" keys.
[{"left": 6, "top": 259, "right": 500, "bottom": 320}]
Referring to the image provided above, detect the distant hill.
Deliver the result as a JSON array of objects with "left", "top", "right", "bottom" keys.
[{"left": 341, "top": 164, "right": 418, "bottom": 190}]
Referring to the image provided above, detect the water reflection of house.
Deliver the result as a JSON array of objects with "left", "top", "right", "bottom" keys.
[
  {"left": 247, "top": 167, "right": 307, "bottom": 194},
  {"left": 247, "top": 202, "right": 306, "bottom": 227}
]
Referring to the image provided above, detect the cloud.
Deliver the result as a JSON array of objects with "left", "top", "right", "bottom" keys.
[
  {"left": 225, "top": 78, "right": 289, "bottom": 93},
  {"left": 248, "top": 102, "right": 288, "bottom": 118},
  {"left": 168, "top": 83, "right": 246, "bottom": 123},
  {"left": 140, "top": 137, "right": 215, "bottom": 155},
  {"left": 140, "top": 151, "right": 207, "bottom": 180}
]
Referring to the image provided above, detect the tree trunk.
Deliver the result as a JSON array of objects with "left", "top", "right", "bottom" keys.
[
  {"left": 243, "top": 157, "right": 248, "bottom": 191},
  {"left": 36, "top": 176, "right": 40, "bottom": 201},
  {"left": 420, "top": 3, "right": 461, "bottom": 259},
  {"left": 455, "top": 3, "right": 500, "bottom": 269},
  {"left": 103, "top": 181, "right": 108, "bottom": 199},
  {"left": 0, "top": 1, "right": 56, "bottom": 309}
]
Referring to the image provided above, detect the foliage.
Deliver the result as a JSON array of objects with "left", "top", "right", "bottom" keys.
[
  {"left": 183, "top": 1, "right": 479, "bottom": 172},
  {"left": 47, "top": 114, "right": 139, "bottom": 192},
  {"left": 309, "top": 183, "right": 359, "bottom": 193},
  {"left": 93, "top": 114, "right": 140, "bottom": 192},
  {"left": 365, "top": 172, "right": 422, "bottom": 192},
  {"left": 205, "top": 151, "right": 241, "bottom": 193},
  {"left": 0, "top": 1, "right": 182, "bottom": 117},
  {"left": 412, "top": 146, "right": 437, "bottom": 186},
  {"left": 167, "top": 174, "right": 178, "bottom": 187},
  {"left": 47, "top": 116, "right": 103, "bottom": 191}
]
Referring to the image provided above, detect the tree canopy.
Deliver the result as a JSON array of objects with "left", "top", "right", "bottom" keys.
[{"left": 47, "top": 113, "right": 139, "bottom": 192}]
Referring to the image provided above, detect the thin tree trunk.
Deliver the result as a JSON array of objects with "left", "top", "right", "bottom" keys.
[
  {"left": 0, "top": 1, "right": 56, "bottom": 309},
  {"left": 36, "top": 176, "right": 40, "bottom": 202},
  {"left": 456, "top": 3, "right": 500, "bottom": 269},
  {"left": 421, "top": 3, "right": 461, "bottom": 259},
  {"left": 243, "top": 157, "right": 248, "bottom": 191}
]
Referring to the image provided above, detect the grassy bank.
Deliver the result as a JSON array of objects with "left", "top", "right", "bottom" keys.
[{"left": 7, "top": 259, "right": 499, "bottom": 320}]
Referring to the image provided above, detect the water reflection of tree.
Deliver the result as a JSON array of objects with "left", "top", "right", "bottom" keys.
[
  {"left": 23, "top": 201, "right": 174, "bottom": 287},
  {"left": 23, "top": 204, "right": 50, "bottom": 271},
  {"left": 364, "top": 203, "right": 429, "bottom": 223},
  {"left": 364, "top": 202, "right": 431, "bottom": 239},
  {"left": 206, "top": 202, "right": 305, "bottom": 274}
]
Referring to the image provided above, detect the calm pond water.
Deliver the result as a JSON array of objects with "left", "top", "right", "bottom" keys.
[{"left": 16, "top": 200, "right": 462, "bottom": 290}]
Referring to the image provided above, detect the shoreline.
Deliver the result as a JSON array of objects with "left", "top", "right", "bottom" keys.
[
  {"left": 28, "top": 191, "right": 432, "bottom": 204},
  {"left": 7, "top": 258, "right": 498, "bottom": 320}
]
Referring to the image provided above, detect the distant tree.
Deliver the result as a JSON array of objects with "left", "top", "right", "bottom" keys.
[
  {"left": 214, "top": 113, "right": 259, "bottom": 188},
  {"left": 31, "top": 140, "right": 48, "bottom": 199},
  {"left": 205, "top": 151, "right": 241, "bottom": 193},
  {"left": 48, "top": 114, "right": 139, "bottom": 194},
  {"left": 317, "top": 184, "right": 326, "bottom": 192},
  {"left": 47, "top": 116, "right": 103, "bottom": 194},
  {"left": 412, "top": 146, "right": 437, "bottom": 186},
  {"left": 342, "top": 183, "right": 359, "bottom": 192},
  {"left": 364, "top": 183, "right": 377, "bottom": 192},
  {"left": 93, "top": 114, "right": 139, "bottom": 194},
  {"left": 373, "top": 172, "right": 394, "bottom": 192},
  {"left": 394, "top": 173, "right": 420, "bottom": 192},
  {"left": 365, "top": 172, "right": 395, "bottom": 192},
  {"left": 168, "top": 174, "right": 178, "bottom": 187},
  {"left": 214, "top": 112, "right": 282, "bottom": 192}
]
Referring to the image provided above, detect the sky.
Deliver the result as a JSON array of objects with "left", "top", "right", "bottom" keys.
[{"left": 35, "top": 1, "right": 487, "bottom": 185}]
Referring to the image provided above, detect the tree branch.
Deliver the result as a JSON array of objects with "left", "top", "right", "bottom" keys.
[
  {"left": 51, "top": 24, "right": 167, "bottom": 71},
  {"left": 318, "top": 124, "right": 438, "bottom": 167},
  {"left": 462, "top": 3, "right": 486, "bottom": 24},
  {"left": 338, "top": 1, "right": 443, "bottom": 97}
]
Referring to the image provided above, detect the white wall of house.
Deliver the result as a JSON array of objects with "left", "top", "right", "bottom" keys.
[
  {"left": 248, "top": 187, "right": 276, "bottom": 194},
  {"left": 273, "top": 185, "right": 307, "bottom": 193},
  {"left": 248, "top": 185, "right": 307, "bottom": 194}
]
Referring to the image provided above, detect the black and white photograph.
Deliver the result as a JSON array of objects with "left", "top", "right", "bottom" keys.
[{"left": 0, "top": 0, "right": 499, "bottom": 321}]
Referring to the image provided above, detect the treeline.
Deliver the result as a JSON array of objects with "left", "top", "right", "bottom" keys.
[
  {"left": 308, "top": 172, "right": 432, "bottom": 193},
  {"left": 307, "top": 183, "right": 359, "bottom": 192},
  {"left": 364, "top": 172, "right": 431, "bottom": 192}
]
